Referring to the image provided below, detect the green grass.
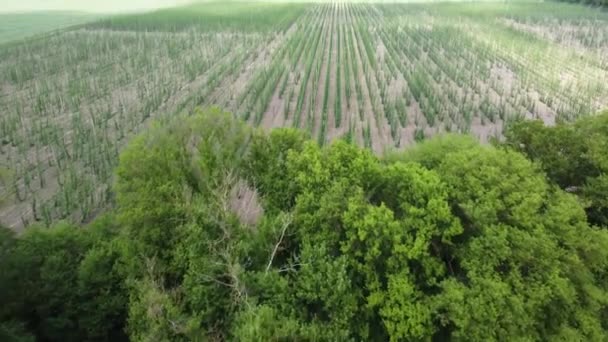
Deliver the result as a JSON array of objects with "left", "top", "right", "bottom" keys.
[
  {"left": 0, "top": 12, "right": 98, "bottom": 45},
  {"left": 87, "top": 2, "right": 308, "bottom": 33}
]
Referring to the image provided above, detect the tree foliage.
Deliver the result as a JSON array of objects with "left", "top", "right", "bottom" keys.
[
  {"left": 557, "top": 0, "right": 608, "bottom": 6},
  {"left": 2, "top": 109, "right": 608, "bottom": 341},
  {"left": 0, "top": 219, "right": 127, "bottom": 342},
  {"left": 504, "top": 112, "right": 608, "bottom": 226}
]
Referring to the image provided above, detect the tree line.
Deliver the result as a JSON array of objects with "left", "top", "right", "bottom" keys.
[
  {"left": 2, "top": 107, "right": 608, "bottom": 341},
  {"left": 558, "top": 0, "right": 608, "bottom": 6}
]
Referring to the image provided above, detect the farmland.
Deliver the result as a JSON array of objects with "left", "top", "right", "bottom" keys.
[
  {"left": 0, "top": 12, "right": 99, "bottom": 44},
  {"left": 1, "top": 1, "right": 608, "bottom": 230}
]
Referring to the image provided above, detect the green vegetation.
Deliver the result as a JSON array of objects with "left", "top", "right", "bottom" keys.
[
  {"left": 558, "top": 0, "right": 607, "bottom": 6},
  {"left": 1, "top": 1, "right": 607, "bottom": 340},
  {"left": 88, "top": 2, "right": 307, "bottom": 33},
  {"left": 0, "top": 12, "right": 98, "bottom": 44},
  {"left": 0, "top": 168, "right": 11, "bottom": 205},
  {"left": 0, "top": 11, "right": 100, "bottom": 44},
  {"left": 504, "top": 111, "right": 608, "bottom": 226},
  {"left": 2, "top": 109, "right": 608, "bottom": 341},
  {"left": 2, "top": 1, "right": 608, "bottom": 230}
]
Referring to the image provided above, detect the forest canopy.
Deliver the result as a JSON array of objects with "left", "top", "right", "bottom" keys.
[
  {"left": 2, "top": 108, "right": 608, "bottom": 341},
  {"left": 560, "top": 0, "right": 608, "bottom": 6}
]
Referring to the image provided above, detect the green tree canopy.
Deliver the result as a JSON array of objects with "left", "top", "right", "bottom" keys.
[
  {"left": 0, "top": 220, "right": 127, "bottom": 342},
  {"left": 2, "top": 110, "right": 608, "bottom": 341},
  {"left": 234, "top": 134, "right": 608, "bottom": 340},
  {"left": 504, "top": 112, "right": 608, "bottom": 226}
]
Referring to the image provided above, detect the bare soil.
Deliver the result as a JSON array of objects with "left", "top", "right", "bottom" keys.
[{"left": 260, "top": 72, "right": 288, "bottom": 129}]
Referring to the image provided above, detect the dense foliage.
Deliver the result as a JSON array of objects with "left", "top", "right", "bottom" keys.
[
  {"left": 558, "top": 0, "right": 608, "bottom": 6},
  {"left": 2, "top": 109, "right": 608, "bottom": 341},
  {"left": 504, "top": 112, "right": 608, "bottom": 226}
]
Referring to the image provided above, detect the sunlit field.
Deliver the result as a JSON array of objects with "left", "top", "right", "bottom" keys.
[
  {"left": 0, "top": 12, "right": 99, "bottom": 44},
  {"left": 1, "top": 1, "right": 607, "bottom": 229}
]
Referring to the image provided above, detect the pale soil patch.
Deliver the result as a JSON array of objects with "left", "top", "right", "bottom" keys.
[
  {"left": 387, "top": 74, "right": 407, "bottom": 102},
  {"left": 0, "top": 165, "right": 59, "bottom": 231},
  {"left": 260, "top": 72, "right": 288, "bottom": 129},
  {"left": 503, "top": 18, "right": 608, "bottom": 59},
  {"left": 470, "top": 116, "right": 503, "bottom": 144},
  {"left": 399, "top": 100, "right": 426, "bottom": 147},
  {"left": 376, "top": 42, "right": 386, "bottom": 63},
  {"left": 528, "top": 90, "right": 556, "bottom": 126},
  {"left": 282, "top": 69, "right": 304, "bottom": 128},
  {"left": 559, "top": 71, "right": 576, "bottom": 88},
  {"left": 0, "top": 83, "right": 15, "bottom": 97},
  {"left": 490, "top": 64, "right": 516, "bottom": 94}
]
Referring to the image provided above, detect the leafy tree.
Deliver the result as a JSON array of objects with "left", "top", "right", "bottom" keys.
[
  {"left": 8, "top": 223, "right": 93, "bottom": 341},
  {"left": 504, "top": 120, "right": 594, "bottom": 188},
  {"left": 127, "top": 274, "right": 201, "bottom": 341},
  {"left": 0, "top": 219, "right": 128, "bottom": 342},
  {"left": 76, "top": 216, "right": 129, "bottom": 341},
  {"left": 4, "top": 110, "right": 608, "bottom": 341},
  {"left": 0, "top": 226, "right": 31, "bottom": 342},
  {"left": 245, "top": 128, "right": 308, "bottom": 212},
  {"left": 0, "top": 321, "right": 34, "bottom": 342},
  {"left": 504, "top": 112, "right": 608, "bottom": 226},
  {"left": 230, "top": 305, "right": 301, "bottom": 340},
  {"left": 239, "top": 133, "right": 608, "bottom": 340},
  {"left": 434, "top": 144, "right": 608, "bottom": 340},
  {"left": 385, "top": 133, "right": 478, "bottom": 170},
  {"left": 116, "top": 108, "right": 255, "bottom": 339},
  {"left": 115, "top": 107, "right": 252, "bottom": 278},
  {"left": 557, "top": 0, "right": 607, "bottom": 6}
]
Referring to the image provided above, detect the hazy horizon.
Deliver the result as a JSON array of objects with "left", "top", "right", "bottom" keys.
[
  {"left": 1, "top": 0, "right": 534, "bottom": 13},
  {"left": 1, "top": 0, "right": 195, "bottom": 13}
]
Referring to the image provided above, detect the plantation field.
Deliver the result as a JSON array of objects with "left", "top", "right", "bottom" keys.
[
  {"left": 0, "top": 12, "right": 99, "bottom": 44},
  {"left": 1, "top": 1, "right": 608, "bottom": 230}
]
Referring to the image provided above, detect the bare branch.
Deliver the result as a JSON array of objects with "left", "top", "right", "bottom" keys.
[{"left": 266, "top": 214, "right": 293, "bottom": 273}]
